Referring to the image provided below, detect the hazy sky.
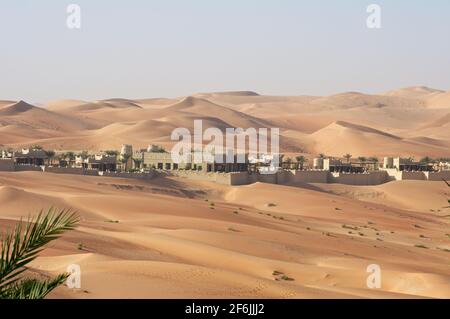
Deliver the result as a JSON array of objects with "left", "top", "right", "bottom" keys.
[{"left": 1, "top": 0, "right": 449, "bottom": 102}]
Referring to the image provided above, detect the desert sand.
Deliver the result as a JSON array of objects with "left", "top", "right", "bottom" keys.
[
  {"left": 1, "top": 87, "right": 449, "bottom": 157},
  {"left": 0, "top": 171, "right": 448, "bottom": 299},
  {"left": 1, "top": 88, "right": 450, "bottom": 299}
]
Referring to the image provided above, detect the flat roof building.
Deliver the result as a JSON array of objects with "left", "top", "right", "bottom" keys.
[{"left": 13, "top": 149, "right": 47, "bottom": 166}]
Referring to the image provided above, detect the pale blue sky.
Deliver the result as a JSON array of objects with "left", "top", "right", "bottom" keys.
[{"left": 0, "top": 0, "right": 449, "bottom": 102}]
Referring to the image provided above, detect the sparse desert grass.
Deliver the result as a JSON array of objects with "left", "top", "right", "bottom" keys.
[
  {"left": 228, "top": 227, "right": 240, "bottom": 232},
  {"left": 281, "top": 275, "right": 295, "bottom": 281},
  {"left": 342, "top": 224, "right": 358, "bottom": 230},
  {"left": 272, "top": 270, "right": 294, "bottom": 281},
  {"left": 267, "top": 203, "right": 277, "bottom": 207},
  {"left": 233, "top": 211, "right": 239, "bottom": 214},
  {"left": 415, "top": 244, "right": 428, "bottom": 249},
  {"left": 323, "top": 232, "right": 335, "bottom": 237},
  {"left": 77, "top": 243, "right": 85, "bottom": 250},
  {"left": 106, "top": 220, "right": 119, "bottom": 223}
]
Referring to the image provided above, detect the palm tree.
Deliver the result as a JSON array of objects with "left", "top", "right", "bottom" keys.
[
  {"left": 295, "top": 155, "right": 307, "bottom": 170},
  {"left": 149, "top": 145, "right": 166, "bottom": 153},
  {"left": 44, "top": 150, "right": 55, "bottom": 166},
  {"left": 0, "top": 208, "right": 79, "bottom": 299},
  {"left": 78, "top": 151, "right": 89, "bottom": 160},
  {"left": 357, "top": 156, "right": 367, "bottom": 163},
  {"left": 120, "top": 154, "right": 131, "bottom": 171},
  {"left": 133, "top": 158, "right": 143, "bottom": 170},
  {"left": 285, "top": 157, "right": 292, "bottom": 169},
  {"left": 278, "top": 154, "right": 285, "bottom": 168},
  {"left": 65, "top": 152, "right": 76, "bottom": 168},
  {"left": 344, "top": 154, "right": 352, "bottom": 163},
  {"left": 104, "top": 150, "right": 119, "bottom": 157},
  {"left": 318, "top": 153, "right": 326, "bottom": 159},
  {"left": 420, "top": 156, "right": 432, "bottom": 164}
]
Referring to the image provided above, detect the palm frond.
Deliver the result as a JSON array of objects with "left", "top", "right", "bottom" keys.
[
  {"left": 0, "top": 273, "right": 69, "bottom": 299},
  {"left": 0, "top": 208, "right": 79, "bottom": 292},
  {"left": 444, "top": 179, "right": 450, "bottom": 188}
]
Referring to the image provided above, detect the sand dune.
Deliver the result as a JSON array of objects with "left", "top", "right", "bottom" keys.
[
  {"left": 425, "top": 91, "right": 450, "bottom": 109},
  {"left": 307, "top": 120, "right": 449, "bottom": 157},
  {"left": 1, "top": 87, "right": 449, "bottom": 157},
  {"left": 383, "top": 86, "right": 444, "bottom": 99},
  {"left": 45, "top": 99, "right": 88, "bottom": 110},
  {"left": 0, "top": 172, "right": 448, "bottom": 299}
]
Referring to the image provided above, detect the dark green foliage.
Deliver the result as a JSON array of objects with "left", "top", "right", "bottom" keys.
[{"left": 0, "top": 208, "right": 79, "bottom": 299}]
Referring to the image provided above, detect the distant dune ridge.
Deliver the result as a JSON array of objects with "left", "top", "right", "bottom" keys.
[{"left": 0, "top": 86, "right": 449, "bottom": 157}]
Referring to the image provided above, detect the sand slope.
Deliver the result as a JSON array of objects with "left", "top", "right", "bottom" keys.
[
  {"left": 0, "top": 172, "right": 448, "bottom": 299},
  {"left": 1, "top": 87, "right": 449, "bottom": 157}
]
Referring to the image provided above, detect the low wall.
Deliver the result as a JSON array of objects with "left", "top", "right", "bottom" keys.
[
  {"left": 44, "top": 167, "right": 84, "bottom": 175},
  {"left": 0, "top": 159, "right": 15, "bottom": 171},
  {"left": 401, "top": 171, "right": 426, "bottom": 180},
  {"left": 229, "top": 172, "right": 256, "bottom": 185},
  {"left": 257, "top": 173, "right": 278, "bottom": 184},
  {"left": 330, "top": 171, "right": 388, "bottom": 185},
  {"left": 84, "top": 170, "right": 100, "bottom": 176},
  {"left": 14, "top": 165, "right": 43, "bottom": 172},
  {"left": 426, "top": 171, "right": 450, "bottom": 181},
  {"left": 100, "top": 171, "right": 156, "bottom": 180},
  {"left": 171, "top": 171, "right": 232, "bottom": 185},
  {"left": 289, "top": 170, "right": 329, "bottom": 183}
]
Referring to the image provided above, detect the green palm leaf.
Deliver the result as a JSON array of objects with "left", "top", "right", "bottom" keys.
[
  {"left": 0, "top": 273, "right": 69, "bottom": 299},
  {"left": 0, "top": 208, "right": 79, "bottom": 299}
]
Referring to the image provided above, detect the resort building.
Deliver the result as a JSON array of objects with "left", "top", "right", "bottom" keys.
[
  {"left": 140, "top": 147, "right": 250, "bottom": 173},
  {"left": 12, "top": 149, "right": 47, "bottom": 166},
  {"left": 323, "top": 158, "right": 365, "bottom": 173},
  {"left": 120, "top": 144, "right": 133, "bottom": 170},
  {"left": 142, "top": 151, "right": 182, "bottom": 170},
  {"left": 75, "top": 154, "right": 117, "bottom": 171},
  {"left": 383, "top": 157, "right": 434, "bottom": 172}
]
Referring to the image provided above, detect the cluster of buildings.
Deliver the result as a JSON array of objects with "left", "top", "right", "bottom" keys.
[
  {"left": 1, "top": 146, "right": 449, "bottom": 183},
  {"left": 312, "top": 156, "right": 442, "bottom": 173}
]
